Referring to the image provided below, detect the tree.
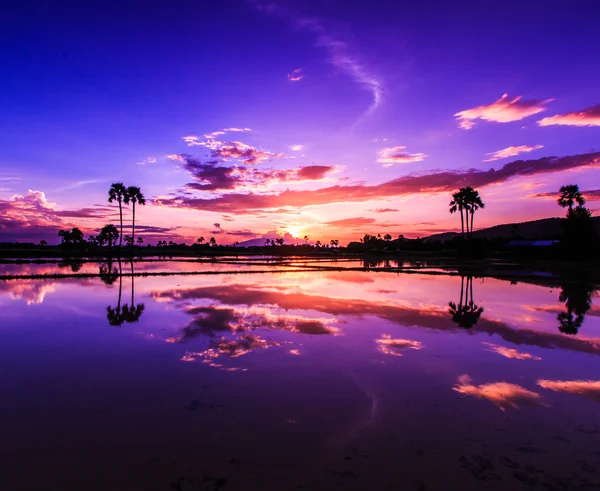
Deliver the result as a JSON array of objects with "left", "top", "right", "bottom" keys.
[
  {"left": 558, "top": 184, "right": 585, "bottom": 217},
  {"left": 384, "top": 234, "right": 392, "bottom": 242},
  {"left": 264, "top": 239, "right": 271, "bottom": 247},
  {"left": 39, "top": 240, "right": 47, "bottom": 246},
  {"left": 197, "top": 237, "right": 205, "bottom": 246},
  {"left": 126, "top": 186, "right": 145, "bottom": 250},
  {"left": 330, "top": 239, "right": 339, "bottom": 248},
  {"left": 303, "top": 235, "right": 309, "bottom": 245},
  {"left": 58, "top": 230, "right": 71, "bottom": 245},
  {"left": 137, "top": 237, "right": 144, "bottom": 245},
  {"left": 449, "top": 189, "right": 469, "bottom": 238},
  {"left": 108, "top": 183, "right": 128, "bottom": 250},
  {"left": 99, "top": 224, "right": 119, "bottom": 252},
  {"left": 464, "top": 187, "right": 485, "bottom": 238},
  {"left": 315, "top": 240, "right": 321, "bottom": 248},
  {"left": 209, "top": 237, "right": 217, "bottom": 247},
  {"left": 276, "top": 238, "right": 284, "bottom": 246}
]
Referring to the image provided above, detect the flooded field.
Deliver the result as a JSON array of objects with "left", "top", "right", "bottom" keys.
[{"left": 1, "top": 261, "right": 599, "bottom": 490}]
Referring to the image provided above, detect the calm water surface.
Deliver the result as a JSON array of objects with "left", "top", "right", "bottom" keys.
[{"left": 1, "top": 264, "right": 600, "bottom": 490}]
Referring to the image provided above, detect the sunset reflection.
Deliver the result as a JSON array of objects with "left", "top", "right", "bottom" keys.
[{"left": 453, "top": 374, "right": 544, "bottom": 411}]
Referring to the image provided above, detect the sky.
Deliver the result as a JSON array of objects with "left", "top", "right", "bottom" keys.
[{"left": 1, "top": 0, "right": 599, "bottom": 245}]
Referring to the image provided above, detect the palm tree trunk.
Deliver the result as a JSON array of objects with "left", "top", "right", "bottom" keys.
[
  {"left": 460, "top": 209, "right": 465, "bottom": 238},
  {"left": 118, "top": 200, "right": 123, "bottom": 250},
  {"left": 459, "top": 276, "right": 464, "bottom": 308},
  {"left": 117, "top": 258, "right": 122, "bottom": 311},
  {"left": 130, "top": 260, "right": 134, "bottom": 306},
  {"left": 470, "top": 211, "right": 475, "bottom": 240},
  {"left": 464, "top": 209, "right": 469, "bottom": 238},
  {"left": 131, "top": 202, "right": 136, "bottom": 253}
]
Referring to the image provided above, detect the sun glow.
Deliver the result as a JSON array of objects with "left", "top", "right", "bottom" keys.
[{"left": 285, "top": 225, "right": 305, "bottom": 240}]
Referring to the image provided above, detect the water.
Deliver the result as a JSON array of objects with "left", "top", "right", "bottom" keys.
[{"left": 1, "top": 263, "right": 599, "bottom": 490}]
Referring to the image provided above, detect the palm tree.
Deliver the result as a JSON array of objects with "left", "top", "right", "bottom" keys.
[
  {"left": 384, "top": 234, "right": 392, "bottom": 242},
  {"left": 448, "top": 276, "right": 484, "bottom": 328},
  {"left": 58, "top": 229, "right": 71, "bottom": 246},
  {"left": 108, "top": 183, "right": 128, "bottom": 250},
  {"left": 106, "top": 258, "right": 125, "bottom": 326},
  {"left": 276, "top": 238, "right": 284, "bottom": 246},
  {"left": 197, "top": 237, "right": 205, "bottom": 246},
  {"left": 126, "top": 186, "right": 146, "bottom": 250},
  {"left": 264, "top": 239, "right": 271, "bottom": 247},
  {"left": 558, "top": 184, "right": 585, "bottom": 217},
  {"left": 209, "top": 237, "right": 216, "bottom": 247},
  {"left": 315, "top": 240, "right": 321, "bottom": 248},
  {"left": 303, "top": 235, "right": 309, "bottom": 245},
  {"left": 464, "top": 187, "right": 485, "bottom": 239},
  {"left": 137, "top": 237, "right": 144, "bottom": 246},
  {"left": 330, "top": 239, "right": 339, "bottom": 248},
  {"left": 449, "top": 189, "right": 469, "bottom": 238}
]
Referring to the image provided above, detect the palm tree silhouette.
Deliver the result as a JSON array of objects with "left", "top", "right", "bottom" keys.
[
  {"left": 464, "top": 187, "right": 485, "bottom": 239},
  {"left": 99, "top": 260, "right": 119, "bottom": 285},
  {"left": 558, "top": 184, "right": 585, "bottom": 217},
  {"left": 121, "top": 261, "right": 145, "bottom": 323},
  {"left": 449, "top": 190, "right": 468, "bottom": 238},
  {"left": 197, "top": 237, "right": 205, "bottom": 246},
  {"left": 126, "top": 186, "right": 146, "bottom": 251},
  {"left": 108, "top": 183, "right": 128, "bottom": 250},
  {"left": 448, "top": 275, "right": 484, "bottom": 328},
  {"left": 557, "top": 276, "right": 595, "bottom": 335},
  {"left": 99, "top": 224, "right": 119, "bottom": 255},
  {"left": 106, "top": 258, "right": 125, "bottom": 326}
]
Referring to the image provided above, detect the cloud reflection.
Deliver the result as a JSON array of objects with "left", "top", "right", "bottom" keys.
[
  {"left": 376, "top": 334, "right": 423, "bottom": 356},
  {"left": 482, "top": 342, "right": 541, "bottom": 361},
  {"left": 453, "top": 374, "right": 544, "bottom": 411},
  {"left": 537, "top": 379, "right": 600, "bottom": 402}
]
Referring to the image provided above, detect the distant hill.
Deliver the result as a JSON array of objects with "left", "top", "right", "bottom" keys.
[{"left": 425, "top": 216, "right": 600, "bottom": 242}]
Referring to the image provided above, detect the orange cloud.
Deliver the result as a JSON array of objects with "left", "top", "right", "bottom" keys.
[
  {"left": 323, "top": 217, "right": 376, "bottom": 228},
  {"left": 537, "top": 379, "right": 600, "bottom": 402},
  {"left": 377, "top": 146, "right": 427, "bottom": 166},
  {"left": 376, "top": 334, "right": 423, "bottom": 356},
  {"left": 153, "top": 151, "right": 600, "bottom": 213},
  {"left": 483, "top": 144, "right": 543, "bottom": 162},
  {"left": 453, "top": 374, "right": 544, "bottom": 411},
  {"left": 482, "top": 342, "right": 541, "bottom": 360},
  {"left": 538, "top": 103, "right": 600, "bottom": 127},
  {"left": 455, "top": 94, "right": 552, "bottom": 129}
]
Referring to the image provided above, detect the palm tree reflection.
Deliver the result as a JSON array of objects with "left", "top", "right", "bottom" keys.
[
  {"left": 448, "top": 275, "right": 484, "bottom": 328},
  {"left": 557, "top": 274, "right": 595, "bottom": 335},
  {"left": 105, "top": 260, "right": 144, "bottom": 326}
]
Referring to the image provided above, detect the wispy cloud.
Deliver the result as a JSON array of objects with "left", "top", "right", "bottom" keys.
[
  {"left": 137, "top": 157, "right": 157, "bottom": 165},
  {"left": 254, "top": 2, "right": 383, "bottom": 124},
  {"left": 482, "top": 342, "right": 541, "bottom": 360},
  {"left": 483, "top": 144, "right": 543, "bottom": 162},
  {"left": 377, "top": 146, "right": 427, "bottom": 167},
  {"left": 455, "top": 94, "right": 552, "bottom": 130},
  {"left": 538, "top": 103, "right": 600, "bottom": 127},
  {"left": 289, "top": 144, "right": 303, "bottom": 151},
  {"left": 54, "top": 179, "right": 106, "bottom": 192},
  {"left": 323, "top": 217, "right": 376, "bottom": 228},
  {"left": 287, "top": 68, "right": 303, "bottom": 81}
]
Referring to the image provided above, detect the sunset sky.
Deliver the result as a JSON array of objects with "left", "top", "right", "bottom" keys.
[{"left": 1, "top": 0, "right": 599, "bottom": 244}]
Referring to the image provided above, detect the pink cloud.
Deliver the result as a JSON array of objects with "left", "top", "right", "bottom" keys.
[
  {"left": 483, "top": 144, "right": 543, "bottom": 162},
  {"left": 455, "top": 94, "right": 552, "bottom": 129},
  {"left": 323, "top": 217, "right": 377, "bottom": 228},
  {"left": 377, "top": 146, "right": 427, "bottom": 166},
  {"left": 287, "top": 68, "right": 303, "bottom": 81},
  {"left": 214, "top": 141, "right": 285, "bottom": 165},
  {"left": 538, "top": 103, "right": 600, "bottom": 127},
  {"left": 537, "top": 379, "right": 600, "bottom": 402}
]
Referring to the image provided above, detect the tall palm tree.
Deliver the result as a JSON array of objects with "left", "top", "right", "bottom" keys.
[
  {"left": 464, "top": 187, "right": 485, "bottom": 239},
  {"left": 108, "top": 183, "right": 128, "bottom": 250},
  {"left": 449, "top": 190, "right": 468, "bottom": 238},
  {"left": 126, "top": 186, "right": 146, "bottom": 250},
  {"left": 558, "top": 184, "right": 585, "bottom": 217}
]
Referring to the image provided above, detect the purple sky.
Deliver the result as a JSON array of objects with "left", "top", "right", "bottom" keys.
[{"left": 1, "top": 0, "right": 599, "bottom": 244}]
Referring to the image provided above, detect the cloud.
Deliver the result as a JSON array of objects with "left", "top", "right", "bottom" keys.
[
  {"left": 203, "top": 127, "right": 252, "bottom": 139},
  {"left": 174, "top": 155, "right": 336, "bottom": 192},
  {"left": 483, "top": 144, "right": 543, "bottom": 162},
  {"left": 370, "top": 208, "right": 399, "bottom": 213},
  {"left": 482, "top": 342, "right": 541, "bottom": 360},
  {"left": 453, "top": 374, "right": 544, "bottom": 411},
  {"left": 376, "top": 334, "right": 423, "bottom": 356},
  {"left": 167, "top": 154, "right": 184, "bottom": 161},
  {"left": 153, "top": 151, "right": 600, "bottom": 213},
  {"left": 455, "top": 94, "right": 552, "bottom": 129},
  {"left": 290, "top": 144, "right": 303, "bottom": 151},
  {"left": 54, "top": 179, "right": 106, "bottom": 191},
  {"left": 377, "top": 146, "right": 427, "bottom": 167},
  {"left": 287, "top": 68, "right": 303, "bottom": 81},
  {"left": 254, "top": 3, "right": 382, "bottom": 123},
  {"left": 537, "top": 379, "right": 600, "bottom": 402},
  {"left": 323, "top": 217, "right": 376, "bottom": 228},
  {"left": 137, "top": 157, "right": 157, "bottom": 165},
  {"left": 538, "top": 103, "right": 600, "bottom": 127},
  {"left": 214, "top": 141, "right": 285, "bottom": 165}
]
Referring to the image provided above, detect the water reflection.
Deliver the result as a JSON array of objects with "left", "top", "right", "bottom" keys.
[
  {"left": 453, "top": 374, "right": 545, "bottom": 411},
  {"left": 537, "top": 379, "right": 600, "bottom": 402},
  {"left": 105, "top": 261, "right": 145, "bottom": 327},
  {"left": 57, "top": 257, "right": 84, "bottom": 273},
  {"left": 482, "top": 342, "right": 541, "bottom": 361},
  {"left": 557, "top": 272, "right": 596, "bottom": 335},
  {"left": 448, "top": 275, "right": 484, "bottom": 328},
  {"left": 376, "top": 334, "right": 423, "bottom": 356}
]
